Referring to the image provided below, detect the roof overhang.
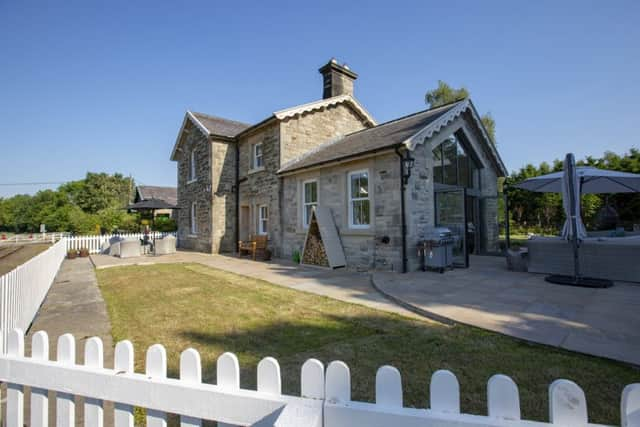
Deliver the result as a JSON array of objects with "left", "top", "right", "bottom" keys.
[
  {"left": 402, "top": 99, "right": 508, "bottom": 177},
  {"left": 274, "top": 94, "right": 376, "bottom": 126},
  {"left": 170, "top": 111, "right": 235, "bottom": 161}
]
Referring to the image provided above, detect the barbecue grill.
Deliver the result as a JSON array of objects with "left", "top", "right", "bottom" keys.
[{"left": 418, "top": 227, "right": 454, "bottom": 273}]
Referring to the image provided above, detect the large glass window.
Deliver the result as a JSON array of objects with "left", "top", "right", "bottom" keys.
[
  {"left": 432, "top": 133, "right": 480, "bottom": 189},
  {"left": 348, "top": 170, "right": 370, "bottom": 228},
  {"left": 303, "top": 180, "right": 318, "bottom": 228}
]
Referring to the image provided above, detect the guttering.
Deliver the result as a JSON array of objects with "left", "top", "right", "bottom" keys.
[
  {"left": 395, "top": 146, "right": 408, "bottom": 274},
  {"left": 278, "top": 145, "right": 401, "bottom": 177}
]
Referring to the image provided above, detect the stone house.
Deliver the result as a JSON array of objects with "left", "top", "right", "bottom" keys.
[{"left": 170, "top": 59, "right": 507, "bottom": 271}]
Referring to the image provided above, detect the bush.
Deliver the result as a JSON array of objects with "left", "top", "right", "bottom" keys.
[
  {"left": 79, "top": 248, "right": 90, "bottom": 257},
  {"left": 292, "top": 250, "right": 301, "bottom": 264},
  {"left": 67, "top": 249, "right": 78, "bottom": 259},
  {"left": 154, "top": 216, "right": 177, "bottom": 232}
]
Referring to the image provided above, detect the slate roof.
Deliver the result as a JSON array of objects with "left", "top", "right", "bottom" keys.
[
  {"left": 136, "top": 186, "right": 178, "bottom": 205},
  {"left": 190, "top": 112, "right": 251, "bottom": 138},
  {"left": 278, "top": 101, "right": 462, "bottom": 174}
]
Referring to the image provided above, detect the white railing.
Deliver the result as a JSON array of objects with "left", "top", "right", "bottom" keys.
[
  {"left": 0, "top": 232, "right": 67, "bottom": 246},
  {"left": 0, "top": 329, "right": 638, "bottom": 427},
  {"left": 0, "top": 240, "right": 66, "bottom": 353},
  {"left": 66, "top": 232, "right": 176, "bottom": 254}
]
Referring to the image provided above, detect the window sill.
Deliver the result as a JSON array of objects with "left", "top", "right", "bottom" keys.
[
  {"left": 187, "top": 234, "right": 198, "bottom": 238},
  {"left": 248, "top": 167, "right": 265, "bottom": 175},
  {"left": 187, "top": 179, "right": 197, "bottom": 184}
]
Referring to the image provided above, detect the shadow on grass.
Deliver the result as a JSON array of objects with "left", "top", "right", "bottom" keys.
[{"left": 175, "top": 314, "right": 636, "bottom": 425}]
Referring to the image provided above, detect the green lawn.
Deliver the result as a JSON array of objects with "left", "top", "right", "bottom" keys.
[{"left": 97, "top": 263, "right": 639, "bottom": 425}]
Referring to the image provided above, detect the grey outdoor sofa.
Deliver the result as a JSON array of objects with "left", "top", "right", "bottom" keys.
[{"left": 527, "top": 236, "right": 640, "bottom": 283}]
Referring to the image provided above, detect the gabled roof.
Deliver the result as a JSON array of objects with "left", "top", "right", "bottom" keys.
[
  {"left": 274, "top": 94, "right": 376, "bottom": 126},
  {"left": 170, "top": 111, "right": 251, "bottom": 160},
  {"left": 135, "top": 185, "right": 177, "bottom": 205},
  {"left": 278, "top": 99, "right": 507, "bottom": 176},
  {"left": 190, "top": 112, "right": 252, "bottom": 138}
]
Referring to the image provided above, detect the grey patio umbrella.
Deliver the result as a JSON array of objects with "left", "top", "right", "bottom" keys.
[
  {"left": 512, "top": 154, "right": 640, "bottom": 287},
  {"left": 543, "top": 154, "right": 613, "bottom": 288},
  {"left": 514, "top": 166, "right": 640, "bottom": 194},
  {"left": 560, "top": 154, "right": 587, "bottom": 241}
]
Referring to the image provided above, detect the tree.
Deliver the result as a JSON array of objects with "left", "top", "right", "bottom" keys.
[
  {"left": 425, "top": 80, "right": 497, "bottom": 143},
  {"left": 0, "top": 172, "right": 138, "bottom": 233}
]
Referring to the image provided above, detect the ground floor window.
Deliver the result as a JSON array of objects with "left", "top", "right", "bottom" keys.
[
  {"left": 190, "top": 201, "right": 198, "bottom": 234},
  {"left": 303, "top": 179, "right": 318, "bottom": 228},
  {"left": 258, "top": 205, "right": 268, "bottom": 235},
  {"left": 348, "top": 170, "right": 370, "bottom": 228}
]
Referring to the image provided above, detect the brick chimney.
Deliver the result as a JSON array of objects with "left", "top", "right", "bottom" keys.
[{"left": 319, "top": 58, "right": 358, "bottom": 99}]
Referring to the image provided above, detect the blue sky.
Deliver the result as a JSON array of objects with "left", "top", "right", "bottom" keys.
[{"left": 1, "top": 0, "right": 638, "bottom": 197}]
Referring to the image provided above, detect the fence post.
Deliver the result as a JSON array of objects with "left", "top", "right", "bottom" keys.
[
  {"left": 376, "top": 365, "right": 402, "bottom": 408},
  {"left": 146, "top": 344, "right": 168, "bottom": 427},
  {"left": 549, "top": 379, "right": 588, "bottom": 425},
  {"left": 430, "top": 370, "right": 460, "bottom": 414},
  {"left": 85, "top": 337, "right": 105, "bottom": 426},
  {"left": 6, "top": 329, "right": 25, "bottom": 427},
  {"left": 488, "top": 374, "right": 520, "bottom": 420},
  {"left": 114, "top": 340, "right": 135, "bottom": 427},
  {"left": 180, "top": 348, "right": 202, "bottom": 427},
  {"left": 31, "top": 331, "right": 50, "bottom": 427},
  {"left": 57, "top": 333, "right": 76, "bottom": 427}
]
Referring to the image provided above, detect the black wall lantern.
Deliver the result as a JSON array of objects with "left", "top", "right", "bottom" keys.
[{"left": 401, "top": 152, "right": 415, "bottom": 185}]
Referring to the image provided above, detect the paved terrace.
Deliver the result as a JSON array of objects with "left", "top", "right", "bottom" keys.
[
  {"left": 374, "top": 256, "right": 640, "bottom": 366},
  {"left": 90, "top": 251, "right": 640, "bottom": 366}
]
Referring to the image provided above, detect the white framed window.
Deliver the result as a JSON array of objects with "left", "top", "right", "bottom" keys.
[
  {"left": 302, "top": 179, "right": 318, "bottom": 228},
  {"left": 258, "top": 205, "right": 268, "bottom": 235},
  {"left": 190, "top": 201, "right": 198, "bottom": 234},
  {"left": 348, "top": 170, "right": 370, "bottom": 228},
  {"left": 252, "top": 143, "right": 264, "bottom": 169},
  {"left": 188, "top": 149, "right": 197, "bottom": 182}
]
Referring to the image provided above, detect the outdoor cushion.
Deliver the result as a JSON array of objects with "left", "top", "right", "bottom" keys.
[
  {"left": 527, "top": 236, "right": 640, "bottom": 283},
  {"left": 155, "top": 235, "right": 176, "bottom": 255},
  {"left": 119, "top": 240, "right": 141, "bottom": 258}
]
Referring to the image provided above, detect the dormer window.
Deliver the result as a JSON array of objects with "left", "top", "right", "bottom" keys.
[
  {"left": 188, "top": 149, "right": 197, "bottom": 182},
  {"left": 252, "top": 143, "right": 264, "bottom": 170}
]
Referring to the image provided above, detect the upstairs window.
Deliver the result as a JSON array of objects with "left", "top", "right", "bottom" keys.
[
  {"left": 348, "top": 170, "right": 370, "bottom": 228},
  {"left": 253, "top": 143, "right": 264, "bottom": 169},
  {"left": 303, "top": 180, "right": 318, "bottom": 228},
  {"left": 258, "top": 205, "right": 268, "bottom": 235},
  {"left": 188, "top": 149, "right": 197, "bottom": 182}
]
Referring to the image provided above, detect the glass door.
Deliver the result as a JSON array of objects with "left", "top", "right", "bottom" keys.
[{"left": 435, "top": 187, "right": 468, "bottom": 267}]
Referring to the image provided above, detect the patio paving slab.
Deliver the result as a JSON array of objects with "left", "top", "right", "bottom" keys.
[{"left": 372, "top": 255, "right": 640, "bottom": 365}]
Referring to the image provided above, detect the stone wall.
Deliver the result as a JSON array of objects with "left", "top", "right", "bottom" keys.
[
  {"left": 176, "top": 122, "right": 212, "bottom": 253},
  {"left": 238, "top": 123, "right": 283, "bottom": 255},
  {"left": 281, "top": 154, "right": 403, "bottom": 272},
  {"left": 211, "top": 139, "right": 237, "bottom": 253},
  {"left": 279, "top": 103, "right": 370, "bottom": 165}
]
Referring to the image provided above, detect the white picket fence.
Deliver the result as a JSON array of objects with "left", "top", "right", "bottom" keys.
[
  {"left": 66, "top": 232, "right": 176, "bottom": 254},
  {"left": 0, "top": 329, "right": 638, "bottom": 427},
  {"left": 0, "top": 240, "right": 66, "bottom": 353}
]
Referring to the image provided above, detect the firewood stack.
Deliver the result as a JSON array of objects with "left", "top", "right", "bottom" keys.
[{"left": 302, "top": 218, "right": 329, "bottom": 267}]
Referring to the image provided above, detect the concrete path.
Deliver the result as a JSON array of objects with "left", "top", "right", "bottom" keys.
[
  {"left": 373, "top": 255, "right": 640, "bottom": 366},
  {"left": 91, "top": 251, "right": 423, "bottom": 321},
  {"left": 26, "top": 257, "right": 114, "bottom": 425}
]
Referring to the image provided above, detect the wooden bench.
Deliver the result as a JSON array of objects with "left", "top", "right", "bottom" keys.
[{"left": 238, "top": 234, "right": 268, "bottom": 260}]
